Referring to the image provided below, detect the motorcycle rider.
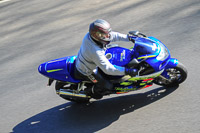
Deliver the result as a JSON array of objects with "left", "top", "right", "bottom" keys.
[{"left": 74, "top": 19, "right": 138, "bottom": 99}]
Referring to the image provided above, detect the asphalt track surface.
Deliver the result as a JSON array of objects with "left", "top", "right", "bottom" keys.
[{"left": 0, "top": 0, "right": 200, "bottom": 133}]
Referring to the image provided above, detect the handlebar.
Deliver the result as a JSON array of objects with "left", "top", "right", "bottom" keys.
[{"left": 129, "top": 31, "right": 147, "bottom": 38}]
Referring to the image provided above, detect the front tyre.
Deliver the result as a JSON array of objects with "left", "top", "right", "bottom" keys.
[{"left": 153, "top": 62, "right": 187, "bottom": 87}]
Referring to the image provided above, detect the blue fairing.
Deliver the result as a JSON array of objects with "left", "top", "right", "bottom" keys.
[
  {"left": 105, "top": 37, "right": 171, "bottom": 72},
  {"left": 105, "top": 47, "right": 133, "bottom": 66},
  {"left": 133, "top": 37, "right": 159, "bottom": 56},
  {"left": 161, "top": 58, "right": 178, "bottom": 78},
  {"left": 38, "top": 56, "right": 81, "bottom": 83},
  {"left": 165, "top": 58, "right": 178, "bottom": 69},
  {"left": 133, "top": 36, "right": 171, "bottom": 71}
]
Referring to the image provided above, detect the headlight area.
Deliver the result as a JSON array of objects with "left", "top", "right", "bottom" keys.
[{"left": 156, "top": 42, "right": 169, "bottom": 61}]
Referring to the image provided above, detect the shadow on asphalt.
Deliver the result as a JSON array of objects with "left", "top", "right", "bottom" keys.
[{"left": 12, "top": 86, "right": 178, "bottom": 133}]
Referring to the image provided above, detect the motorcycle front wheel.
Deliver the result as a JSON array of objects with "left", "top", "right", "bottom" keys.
[{"left": 153, "top": 62, "right": 188, "bottom": 87}]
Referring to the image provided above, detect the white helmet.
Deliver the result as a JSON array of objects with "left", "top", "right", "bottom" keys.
[{"left": 89, "top": 19, "right": 112, "bottom": 45}]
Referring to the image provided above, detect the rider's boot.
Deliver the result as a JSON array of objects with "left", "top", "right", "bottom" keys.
[{"left": 85, "top": 84, "right": 103, "bottom": 99}]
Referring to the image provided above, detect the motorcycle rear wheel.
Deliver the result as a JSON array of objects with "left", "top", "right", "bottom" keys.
[{"left": 153, "top": 62, "right": 187, "bottom": 87}]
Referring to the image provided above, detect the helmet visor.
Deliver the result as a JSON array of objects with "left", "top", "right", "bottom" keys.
[{"left": 97, "top": 31, "right": 112, "bottom": 41}]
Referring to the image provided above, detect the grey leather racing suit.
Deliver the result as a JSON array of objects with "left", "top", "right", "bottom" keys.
[{"left": 75, "top": 31, "right": 130, "bottom": 77}]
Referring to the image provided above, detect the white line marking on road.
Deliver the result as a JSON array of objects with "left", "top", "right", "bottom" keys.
[{"left": 0, "top": 0, "right": 11, "bottom": 4}]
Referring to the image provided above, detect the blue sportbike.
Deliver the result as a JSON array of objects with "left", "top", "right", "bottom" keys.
[{"left": 38, "top": 31, "right": 187, "bottom": 103}]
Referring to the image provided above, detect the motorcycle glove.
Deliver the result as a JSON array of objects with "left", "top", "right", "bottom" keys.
[{"left": 125, "top": 68, "right": 138, "bottom": 77}]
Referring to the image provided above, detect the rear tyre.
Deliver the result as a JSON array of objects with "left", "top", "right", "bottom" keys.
[{"left": 153, "top": 62, "right": 187, "bottom": 87}]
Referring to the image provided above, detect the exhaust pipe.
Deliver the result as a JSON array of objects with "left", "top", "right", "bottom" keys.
[{"left": 57, "top": 89, "right": 91, "bottom": 101}]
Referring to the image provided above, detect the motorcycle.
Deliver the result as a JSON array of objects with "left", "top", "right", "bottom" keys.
[{"left": 38, "top": 31, "right": 187, "bottom": 103}]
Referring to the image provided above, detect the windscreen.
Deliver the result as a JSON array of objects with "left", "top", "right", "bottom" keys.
[{"left": 133, "top": 38, "right": 158, "bottom": 57}]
